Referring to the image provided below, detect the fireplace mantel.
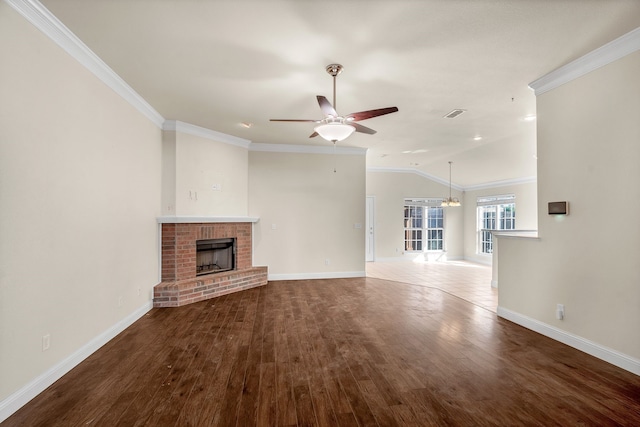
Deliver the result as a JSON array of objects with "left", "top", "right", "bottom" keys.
[{"left": 157, "top": 216, "right": 259, "bottom": 224}]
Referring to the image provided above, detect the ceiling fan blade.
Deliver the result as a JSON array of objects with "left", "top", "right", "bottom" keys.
[
  {"left": 270, "top": 119, "right": 319, "bottom": 122},
  {"left": 317, "top": 95, "right": 338, "bottom": 117},
  {"left": 351, "top": 123, "right": 377, "bottom": 135},
  {"left": 345, "top": 106, "right": 399, "bottom": 122},
  {"left": 309, "top": 131, "right": 319, "bottom": 138}
]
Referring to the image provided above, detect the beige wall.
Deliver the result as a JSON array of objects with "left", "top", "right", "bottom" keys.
[
  {"left": 0, "top": 3, "right": 161, "bottom": 403},
  {"left": 498, "top": 51, "right": 640, "bottom": 360},
  {"left": 463, "top": 182, "right": 538, "bottom": 264},
  {"left": 249, "top": 151, "right": 366, "bottom": 278},
  {"left": 366, "top": 171, "right": 464, "bottom": 260},
  {"left": 162, "top": 131, "right": 249, "bottom": 216}
]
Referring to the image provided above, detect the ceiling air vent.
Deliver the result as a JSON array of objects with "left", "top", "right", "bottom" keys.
[{"left": 444, "top": 109, "right": 466, "bottom": 119}]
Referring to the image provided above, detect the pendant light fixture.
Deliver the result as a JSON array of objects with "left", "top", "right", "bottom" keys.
[{"left": 441, "top": 161, "right": 461, "bottom": 207}]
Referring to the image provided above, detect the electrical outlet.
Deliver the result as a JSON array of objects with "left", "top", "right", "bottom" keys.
[
  {"left": 325, "top": 259, "right": 330, "bottom": 266},
  {"left": 137, "top": 287, "right": 141, "bottom": 296},
  {"left": 42, "top": 334, "right": 50, "bottom": 351},
  {"left": 556, "top": 304, "right": 565, "bottom": 320}
]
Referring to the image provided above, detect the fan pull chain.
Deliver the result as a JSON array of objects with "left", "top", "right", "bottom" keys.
[{"left": 333, "top": 141, "right": 337, "bottom": 173}]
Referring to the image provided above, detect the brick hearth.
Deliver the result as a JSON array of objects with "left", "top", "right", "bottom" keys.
[{"left": 154, "top": 222, "right": 267, "bottom": 307}]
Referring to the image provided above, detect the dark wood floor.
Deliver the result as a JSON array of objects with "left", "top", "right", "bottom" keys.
[{"left": 5, "top": 277, "right": 640, "bottom": 426}]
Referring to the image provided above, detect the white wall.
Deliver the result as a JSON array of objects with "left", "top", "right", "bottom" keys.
[
  {"left": 162, "top": 130, "right": 249, "bottom": 216},
  {"left": 498, "top": 50, "right": 640, "bottom": 364},
  {"left": 0, "top": 2, "right": 161, "bottom": 405},
  {"left": 249, "top": 150, "right": 366, "bottom": 278},
  {"left": 463, "top": 181, "right": 538, "bottom": 264},
  {"left": 366, "top": 170, "right": 464, "bottom": 260}
]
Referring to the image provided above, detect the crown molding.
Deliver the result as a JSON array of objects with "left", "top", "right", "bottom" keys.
[
  {"left": 6, "top": 0, "right": 165, "bottom": 128},
  {"left": 249, "top": 143, "right": 367, "bottom": 156},
  {"left": 463, "top": 176, "right": 537, "bottom": 192},
  {"left": 529, "top": 26, "right": 640, "bottom": 96},
  {"left": 367, "top": 167, "right": 462, "bottom": 191},
  {"left": 163, "top": 120, "right": 251, "bottom": 149},
  {"left": 367, "top": 167, "right": 536, "bottom": 192}
]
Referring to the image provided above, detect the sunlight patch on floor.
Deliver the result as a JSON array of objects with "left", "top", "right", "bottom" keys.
[{"left": 366, "top": 260, "right": 497, "bottom": 312}]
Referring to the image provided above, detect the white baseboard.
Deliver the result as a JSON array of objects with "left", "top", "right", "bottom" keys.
[
  {"left": 463, "top": 255, "right": 493, "bottom": 266},
  {"left": 0, "top": 301, "right": 153, "bottom": 423},
  {"left": 497, "top": 306, "right": 640, "bottom": 376},
  {"left": 372, "top": 256, "right": 410, "bottom": 262},
  {"left": 374, "top": 254, "right": 463, "bottom": 263},
  {"left": 268, "top": 271, "right": 365, "bottom": 281}
]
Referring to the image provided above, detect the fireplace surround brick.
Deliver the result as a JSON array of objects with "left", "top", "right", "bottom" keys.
[{"left": 154, "top": 222, "right": 267, "bottom": 307}]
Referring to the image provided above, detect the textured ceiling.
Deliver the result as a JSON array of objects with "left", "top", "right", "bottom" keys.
[{"left": 40, "top": 0, "right": 640, "bottom": 187}]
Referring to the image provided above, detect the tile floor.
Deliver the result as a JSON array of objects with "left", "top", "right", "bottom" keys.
[{"left": 366, "top": 259, "right": 498, "bottom": 312}]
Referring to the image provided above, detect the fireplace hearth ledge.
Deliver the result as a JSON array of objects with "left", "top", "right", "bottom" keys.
[{"left": 157, "top": 216, "right": 259, "bottom": 224}]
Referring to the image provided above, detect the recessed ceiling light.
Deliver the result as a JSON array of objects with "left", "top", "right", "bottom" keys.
[
  {"left": 524, "top": 115, "right": 536, "bottom": 121},
  {"left": 240, "top": 122, "right": 253, "bottom": 128},
  {"left": 473, "top": 136, "right": 482, "bottom": 141}
]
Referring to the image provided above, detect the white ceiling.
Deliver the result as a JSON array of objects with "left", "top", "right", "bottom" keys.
[{"left": 40, "top": 0, "right": 640, "bottom": 187}]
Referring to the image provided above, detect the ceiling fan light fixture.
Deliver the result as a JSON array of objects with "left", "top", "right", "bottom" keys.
[{"left": 314, "top": 123, "right": 355, "bottom": 142}]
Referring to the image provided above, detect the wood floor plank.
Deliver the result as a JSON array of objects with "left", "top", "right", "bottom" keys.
[
  {"left": 293, "top": 384, "right": 317, "bottom": 427},
  {"left": 5, "top": 275, "right": 640, "bottom": 427},
  {"left": 256, "top": 362, "right": 276, "bottom": 427},
  {"left": 275, "top": 362, "right": 298, "bottom": 426},
  {"left": 236, "top": 288, "right": 266, "bottom": 426},
  {"left": 357, "top": 379, "right": 399, "bottom": 427},
  {"left": 176, "top": 301, "right": 248, "bottom": 426}
]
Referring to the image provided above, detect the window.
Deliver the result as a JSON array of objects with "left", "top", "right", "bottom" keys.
[
  {"left": 404, "top": 199, "right": 444, "bottom": 252},
  {"left": 477, "top": 195, "right": 515, "bottom": 254}
]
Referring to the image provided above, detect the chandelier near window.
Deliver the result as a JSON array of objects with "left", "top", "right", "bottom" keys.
[{"left": 441, "top": 161, "right": 461, "bottom": 207}]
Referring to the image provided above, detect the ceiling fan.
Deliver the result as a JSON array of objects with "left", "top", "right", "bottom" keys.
[{"left": 270, "top": 64, "right": 398, "bottom": 143}]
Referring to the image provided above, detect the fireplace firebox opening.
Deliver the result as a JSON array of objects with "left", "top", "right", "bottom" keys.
[{"left": 196, "top": 238, "right": 236, "bottom": 276}]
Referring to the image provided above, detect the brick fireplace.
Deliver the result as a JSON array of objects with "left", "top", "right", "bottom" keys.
[{"left": 154, "top": 219, "right": 267, "bottom": 307}]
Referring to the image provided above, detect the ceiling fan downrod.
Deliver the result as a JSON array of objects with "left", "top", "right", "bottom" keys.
[{"left": 325, "top": 64, "right": 343, "bottom": 112}]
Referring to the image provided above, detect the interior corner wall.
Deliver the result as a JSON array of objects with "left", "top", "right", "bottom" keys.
[
  {"left": 248, "top": 151, "right": 366, "bottom": 278},
  {"left": 366, "top": 171, "right": 464, "bottom": 260},
  {"left": 161, "top": 130, "right": 177, "bottom": 215},
  {"left": 0, "top": 3, "right": 161, "bottom": 405},
  {"left": 463, "top": 182, "right": 538, "bottom": 264},
  {"left": 169, "top": 131, "right": 248, "bottom": 216},
  {"left": 498, "top": 50, "right": 640, "bottom": 361}
]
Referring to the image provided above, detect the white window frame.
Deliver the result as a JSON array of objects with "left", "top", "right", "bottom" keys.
[
  {"left": 404, "top": 199, "right": 445, "bottom": 252},
  {"left": 477, "top": 194, "right": 516, "bottom": 255}
]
